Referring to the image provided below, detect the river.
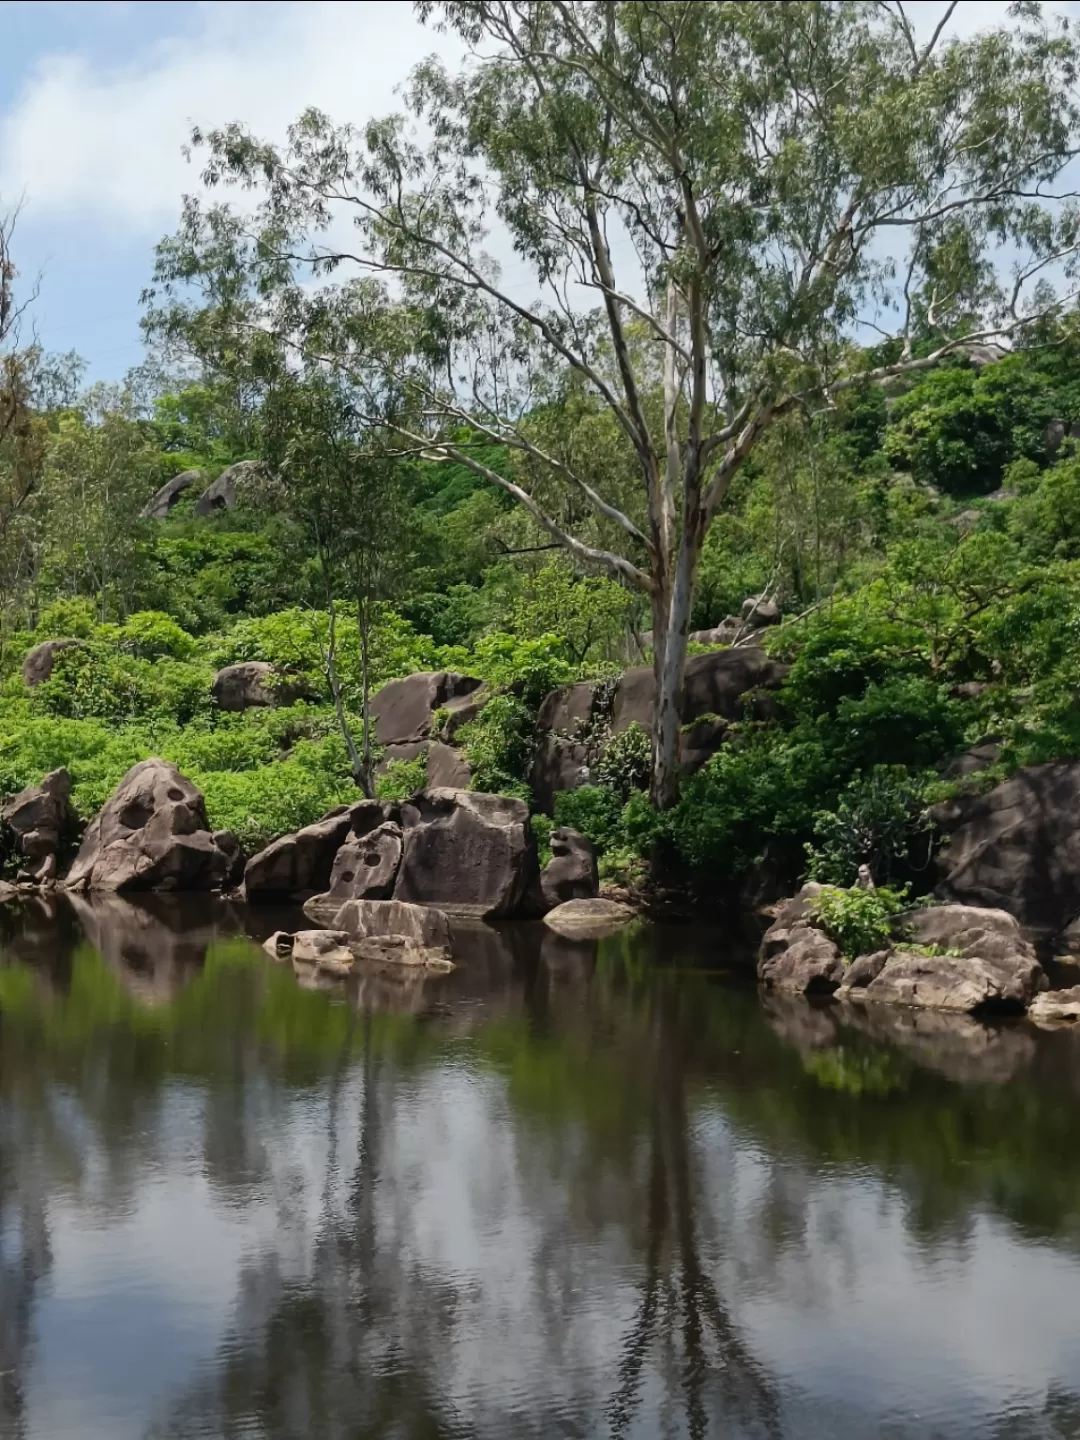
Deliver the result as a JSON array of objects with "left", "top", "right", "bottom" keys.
[{"left": 1, "top": 892, "right": 1079, "bottom": 1439}]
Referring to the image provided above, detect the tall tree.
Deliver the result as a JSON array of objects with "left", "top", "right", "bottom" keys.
[{"left": 149, "top": 0, "right": 1080, "bottom": 805}]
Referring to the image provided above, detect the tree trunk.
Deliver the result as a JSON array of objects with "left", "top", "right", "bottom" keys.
[
  {"left": 650, "top": 528, "right": 700, "bottom": 811},
  {"left": 358, "top": 595, "right": 375, "bottom": 800}
]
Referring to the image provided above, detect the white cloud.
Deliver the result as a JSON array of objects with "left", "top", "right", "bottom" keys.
[{"left": 0, "top": 0, "right": 464, "bottom": 231}]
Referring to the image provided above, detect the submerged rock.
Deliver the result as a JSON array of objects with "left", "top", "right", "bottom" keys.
[
  {"left": 63, "top": 760, "right": 229, "bottom": 893},
  {"left": 1028, "top": 986, "right": 1080, "bottom": 1027},
  {"left": 328, "top": 897, "right": 453, "bottom": 969},
  {"left": 543, "top": 898, "right": 637, "bottom": 939}
]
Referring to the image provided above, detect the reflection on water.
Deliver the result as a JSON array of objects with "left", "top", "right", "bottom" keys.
[{"left": 2, "top": 896, "right": 1080, "bottom": 1439}]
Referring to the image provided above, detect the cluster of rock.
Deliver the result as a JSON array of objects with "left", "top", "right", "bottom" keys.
[
  {"left": 760, "top": 884, "right": 1051, "bottom": 1018},
  {"left": 139, "top": 460, "right": 265, "bottom": 520}
]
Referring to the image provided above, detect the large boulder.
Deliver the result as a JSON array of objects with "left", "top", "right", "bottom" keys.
[
  {"left": 213, "top": 659, "right": 300, "bottom": 711},
  {"left": 530, "top": 679, "right": 598, "bottom": 813},
  {"left": 1, "top": 768, "right": 72, "bottom": 882},
  {"left": 838, "top": 903, "right": 1044, "bottom": 1014},
  {"left": 393, "top": 788, "right": 540, "bottom": 917},
  {"left": 932, "top": 762, "right": 1080, "bottom": 936},
  {"left": 22, "top": 638, "right": 80, "bottom": 688},
  {"left": 1028, "top": 986, "right": 1080, "bottom": 1027},
  {"left": 63, "top": 760, "right": 228, "bottom": 893},
  {"left": 322, "top": 821, "right": 403, "bottom": 905},
  {"left": 194, "top": 460, "right": 264, "bottom": 515},
  {"left": 370, "top": 671, "right": 484, "bottom": 747},
  {"left": 244, "top": 800, "right": 389, "bottom": 901},
  {"left": 425, "top": 741, "right": 471, "bottom": 789},
  {"left": 140, "top": 468, "right": 203, "bottom": 520},
  {"left": 610, "top": 648, "right": 786, "bottom": 739},
  {"left": 540, "top": 827, "right": 598, "bottom": 908}
]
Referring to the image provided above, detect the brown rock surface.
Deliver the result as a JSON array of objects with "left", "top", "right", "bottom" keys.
[{"left": 393, "top": 788, "right": 540, "bottom": 917}]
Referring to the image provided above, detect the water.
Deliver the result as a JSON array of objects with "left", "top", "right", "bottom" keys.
[{"left": 2, "top": 894, "right": 1080, "bottom": 1440}]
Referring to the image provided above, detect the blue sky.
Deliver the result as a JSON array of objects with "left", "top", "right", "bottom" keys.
[
  {"left": 0, "top": 1, "right": 463, "bottom": 380},
  {"left": 0, "top": 1, "right": 1075, "bottom": 383}
]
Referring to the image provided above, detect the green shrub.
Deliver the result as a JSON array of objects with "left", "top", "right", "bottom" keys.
[
  {"left": 808, "top": 883, "right": 908, "bottom": 961},
  {"left": 460, "top": 693, "right": 534, "bottom": 800},
  {"left": 805, "top": 767, "right": 935, "bottom": 886},
  {"left": 553, "top": 785, "right": 628, "bottom": 856},
  {"left": 595, "top": 722, "right": 651, "bottom": 800},
  {"left": 468, "top": 632, "right": 573, "bottom": 708},
  {"left": 196, "top": 762, "right": 358, "bottom": 852},
  {"left": 114, "top": 611, "right": 199, "bottom": 660},
  {"left": 376, "top": 756, "right": 427, "bottom": 802}
]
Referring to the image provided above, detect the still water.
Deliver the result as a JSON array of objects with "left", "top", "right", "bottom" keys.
[{"left": 1, "top": 893, "right": 1080, "bottom": 1440}]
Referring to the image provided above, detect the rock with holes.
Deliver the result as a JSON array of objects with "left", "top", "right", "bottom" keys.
[
  {"left": 393, "top": 788, "right": 540, "bottom": 918},
  {"left": 540, "top": 828, "right": 598, "bottom": 908},
  {"left": 1, "top": 768, "right": 72, "bottom": 882},
  {"left": 21, "top": 639, "right": 81, "bottom": 688},
  {"left": 140, "top": 468, "right": 204, "bottom": 519},
  {"left": 63, "top": 759, "right": 229, "bottom": 892},
  {"left": 321, "top": 821, "right": 404, "bottom": 906},
  {"left": 244, "top": 799, "right": 392, "bottom": 901}
]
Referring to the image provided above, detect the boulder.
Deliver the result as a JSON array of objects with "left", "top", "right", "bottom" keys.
[
  {"left": 194, "top": 460, "right": 263, "bottom": 515},
  {"left": 543, "top": 897, "right": 637, "bottom": 939},
  {"left": 63, "top": 760, "right": 229, "bottom": 893},
  {"left": 211, "top": 661, "right": 303, "bottom": 712},
  {"left": 320, "top": 821, "right": 403, "bottom": 906},
  {"left": 740, "top": 594, "right": 781, "bottom": 627},
  {"left": 140, "top": 468, "right": 203, "bottom": 520},
  {"left": 393, "top": 788, "right": 540, "bottom": 917},
  {"left": 611, "top": 647, "right": 787, "bottom": 734},
  {"left": 330, "top": 896, "right": 453, "bottom": 969},
  {"left": 541, "top": 828, "right": 598, "bottom": 908},
  {"left": 839, "top": 948, "right": 1044, "bottom": 1014},
  {"left": 291, "top": 929, "right": 354, "bottom": 968},
  {"left": 1, "top": 768, "right": 72, "bottom": 880},
  {"left": 758, "top": 882, "right": 847, "bottom": 995},
  {"left": 263, "top": 930, "right": 294, "bottom": 960},
  {"left": 932, "top": 762, "right": 1080, "bottom": 934},
  {"left": 21, "top": 638, "right": 80, "bottom": 688},
  {"left": 370, "top": 671, "right": 483, "bottom": 747},
  {"left": 426, "top": 741, "right": 471, "bottom": 790},
  {"left": 940, "top": 736, "right": 1001, "bottom": 779},
  {"left": 244, "top": 800, "right": 389, "bottom": 901},
  {"left": 1028, "top": 986, "right": 1080, "bottom": 1026}
]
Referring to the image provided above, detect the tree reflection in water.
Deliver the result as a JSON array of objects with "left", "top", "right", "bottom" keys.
[{"left": 0, "top": 896, "right": 1079, "bottom": 1438}]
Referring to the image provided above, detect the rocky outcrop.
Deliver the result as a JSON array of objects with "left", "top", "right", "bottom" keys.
[
  {"left": 394, "top": 788, "right": 540, "bottom": 917},
  {"left": 758, "top": 886, "right": 846, "bottom": 994},
  {"left": 425, "top": 741, "right": 471, "bottom": 789},
  {"left": 211, "top": 661, "right": 309, "bottom": 712},
  {"left": 532, "top": 648, "right": 788, "bottom": 812},
  {"left": 1, "top": 768, "right": 72, "bottom": 883},
  {"left": 63, "top": 760, "right": 229, "bottom": 892},
  {"left": 140, "top": 468, "right": 204, "bottom": 519},
  {"left": 211, "top": 830, "right": 246, "bottom": 888},
  {"left": 333, "top": 897, "right": 453, "bottom": 968},
  {"left": 837, "top": 904, "right": 1044, "bottom": 1014},
  {"left": 543, "top": 897, "right": 637, "bottom": 939},
  {"left": 371, "top": 671, "right": 484, "bottom": 747},
  {"left": 1028, "top": 986, "right": 1080, "bottom": 1026},
  {"left": 540, "top": 828, "right": 598, "bottom": 908},
  {"left": 932, "top": 762, "right": 1080, "bottom": 936},
  {"left": 244, "top": 800, "right": 388, "bottom": 901},
  {"left": 21, "top": 638, "right": 80, "bottom": 687},
  {"left": 194, "top": 460, "right": 264, "bottom": 515}
]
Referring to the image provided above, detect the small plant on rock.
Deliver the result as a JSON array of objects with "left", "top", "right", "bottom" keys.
[{"left": 809, "top": 883, "right": 909, "bottom": 962}]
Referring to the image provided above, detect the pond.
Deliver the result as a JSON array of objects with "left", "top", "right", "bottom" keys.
[{"left": 1, "top": 893, "right": 1079, "bottom": 1440}]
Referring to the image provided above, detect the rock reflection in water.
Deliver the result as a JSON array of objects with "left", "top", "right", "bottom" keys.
[{"left": 1, "top": 904, "right": 1080, "bottom": 1438}]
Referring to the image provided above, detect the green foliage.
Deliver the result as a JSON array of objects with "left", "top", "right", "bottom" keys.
[
  {"left": 196, "top": 758, "right": 357, "bottom": 852},
  {"left": 808, "top": 883, "right": 908, "bottom": 962},
  {"left": 553, "top": 785, "right": 628, "bottom": 857},
  {"left": 375, "top": 756, "right": 427, "bottom": 803},
  {"left": 468, "top": 632, "right": 573, "bottom": 708},
  {"left": 594, "top": 722, "right": 651, "bottom": 801},
  {"left": 460, "top": 694, "right": 534, "bottom": 801},
  {"left": 805, "top": 768, "right": 934, "bottom": 887}
]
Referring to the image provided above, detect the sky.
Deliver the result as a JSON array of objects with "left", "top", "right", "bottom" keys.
[{"left": 0, "top": 0, "right": 1076, "bottom": 383}]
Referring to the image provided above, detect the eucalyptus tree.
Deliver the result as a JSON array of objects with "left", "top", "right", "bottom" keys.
[{"left": 149, "top": 0, "right": 1080, "bottom": 806}]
